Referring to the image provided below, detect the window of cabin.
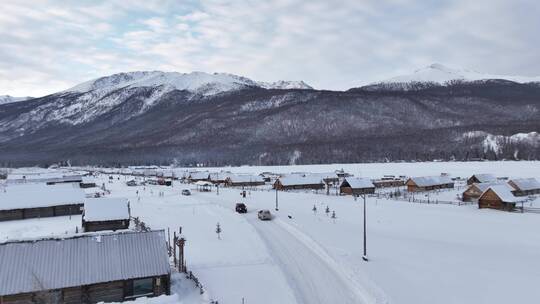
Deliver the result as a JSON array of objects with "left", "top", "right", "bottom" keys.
[{"left": 125, "top": 278, "right": 154, "bottom": 299}]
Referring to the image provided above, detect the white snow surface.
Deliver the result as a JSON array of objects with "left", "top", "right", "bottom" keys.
[
  {"left": 83, "top": 197, "right": 130, "bottom": 221},
  {"left": 2, "top": 161, "right": 540, "bottom": 304},
  {"left": 65, "top": 71, "right": 312, "bottom": 96},
  {"left": 0, "top": 183, "right": 85, "bottom": 211},
  {"left": 378, "top": 63, "right": 540, "bottom": 85}
]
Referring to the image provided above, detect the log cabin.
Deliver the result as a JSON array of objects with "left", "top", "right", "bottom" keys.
[
  {"left": 0, "top": 230, "right": 171, "bottom": 303},
  {"left": 225, "top": 175, "right": 265, "bottom": 187},
  {"left": 339, "top": 178, "right": 375, "bottom": 195},
  {"left": 478, "top": 184, "right": 518, "bottom": 211},
  {"left": 467, "top": 174, "right": 497, "bottom": 185},
  {"left": 462, "top": 182, "right": 499, "bottom": 202},
  {"left": 82, "top": 198, "right": 130, "bottom": 232},
  {"left": 0, "top": 183, "right": 85, "bottom": 222},
  {"left": 507, "top": 178, "right": 540, "bottom": 196},
  {"left": 406, "top": 176, "right": 454, "bottom": 192},
  {"left": 273, "top": 175, "right": 325, "bottom": 190}
]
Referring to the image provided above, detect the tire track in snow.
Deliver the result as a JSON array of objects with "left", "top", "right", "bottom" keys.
[{"left": 247, "top": 217, "right": 368, "bottom": 304}]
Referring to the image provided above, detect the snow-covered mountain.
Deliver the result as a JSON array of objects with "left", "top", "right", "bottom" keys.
[
  {"left": 0, "top": 95, "right": 33, "bottom": 105},
  {"left": 65, "top": 71, "right": 312, "bottom": 96},
  {"left": 364, "top": 63, "right": 540, "bottom": 90}
]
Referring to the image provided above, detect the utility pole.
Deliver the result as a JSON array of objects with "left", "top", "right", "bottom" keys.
[{"left": 361, "top": 193, "right": 368, "bottom": 261}]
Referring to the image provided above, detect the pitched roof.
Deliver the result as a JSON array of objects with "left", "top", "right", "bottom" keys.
[
  {"left": 277, "top": 175, "right": 324, "bottom": 186},
  {"left": 482, "top": 185, "right": 518, "bottom": 203},
  {"left": 83, "top": 198, "right": 130, "bottom": 222},
  {"left": 189, "top": 171, "right": 210, "bottom": 180},
  {"left": 509, "top": 178, "right": 540, "bottom": 191},
  {"left": 227, "top": 174, "right": 265, "bottom": 183},
  {"left": 469, "top": 182, "right": 501, "bottom": 193},
  {"left": 470, "top": 174, "right": 497, "bottom": 183},
  {"left": 0, "top": 230, "right": 170, "bottom": 296},
  {"left": 408, "top": 176, "right": 453, "bottom": 187},
  {"left": 341, "top": 178, "right": 375, "bottom": 189},
  {"left": 0, "top": 183, "right": 85, "bottom": 211}
]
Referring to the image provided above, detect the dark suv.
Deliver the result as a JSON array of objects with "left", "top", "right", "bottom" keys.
[{"left": 235, "top": 203, "right": 247, "bottom": 213}]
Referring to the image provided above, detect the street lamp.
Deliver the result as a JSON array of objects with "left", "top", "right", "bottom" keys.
[
  {"left": 275, "top": 187, "right": 279, "bottom": 211},
  {"left": 359, "top": 193, "right": 368, "bottom": 262}
]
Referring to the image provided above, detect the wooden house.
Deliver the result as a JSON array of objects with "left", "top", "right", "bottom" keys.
[
  {"left": 372, "top": 178, "right": 405, "bottom": 188},
  {"left": 0, "top": 230, "right": 170, "bottom": 303},
  {"left": 406, "top": 176, "right": 454, "bottom": 192},
  {"left": 82, "top": 198, "right": 130, "bottom": 232},
  {"left": 0, "top": 183, "right": 85, "bottom": 222},
  {"left": 462, "top": 182, "right": 498, "bottom": 202},
  {"left": 273, "top": 176, "right": 324, "bottom": 190},
  {"left": 209, "top": 172, "right": 234, "bottom": 184},
  {"left": 339, "top": 178, "right": 375, "bottom": 195},
  {"left": 478, "top": 184, "right": 518, "bottom": 211},
  {"left": 467, "top": 174, "right": 497, "bottom": 185},
  {"left": 225, "top": 175, "right": 265, "bottom": 187},
  {"left": 507, "top": 178, "right": 540, "bottom": 196},
  {"left": 188, "top": 172, "right": 210, "bottom": 183}
]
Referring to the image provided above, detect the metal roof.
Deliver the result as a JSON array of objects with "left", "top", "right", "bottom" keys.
[{"left": 0, "top": 230, "right": 170, "bottom": 296}]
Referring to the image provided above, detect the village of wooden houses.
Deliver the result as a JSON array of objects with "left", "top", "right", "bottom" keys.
[{"left": 0, "top": 161, "right": 539, "bottom": 304}]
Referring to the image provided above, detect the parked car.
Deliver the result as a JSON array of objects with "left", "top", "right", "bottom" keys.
[
  {"left": 181, "top": 189, "right": 191, "bottom": 196},
  {"left": 235, "top": 203, "right": 247, "bottom": 213},
  {"left": 257, "top": 210, "right": 272, "bottom": 220}
]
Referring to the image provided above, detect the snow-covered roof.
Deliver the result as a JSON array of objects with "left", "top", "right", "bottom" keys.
[
  {"left": 83, "top": 198, "right": 130, "bottom": 222},
  {"left": 194, "top": 181, "right": 213, "bottom": 186},
  {"left": 0, "top": 183, "right": 85, "bottom": 211},
  {"left": 482, "top": 185, "right": 518, "bottom": 203},
  {"left": 408, "top": 175, "right": 453, "bottom": 187},
  {"left": 6, "top": 172, "right": 82, "bottom": 184},
  {"left": 470, "top": 182, "right": 503, "bottom": 193},
  {"left": 307, "top": 173, "right": 339, "bottom": 180},
  {"left": 509, "top": 178, "right": 540, "bottom": 191},
  {"left": 277, "top": 175, "right": 324, "bottom": 186},
  {"left": 470, "top": 174, "right": 497, "bottom": 183},
  {"left": 209, "top": 172, "right": 234, "bottom": 181},
  {"left": 0, "top": 230, "right": 169, "bottom": 296},
  {"left": 341, "top": 178, "right": 375, "bottom": 189},
  {"left": 189, "top": 172, "right": 210, "bottom": 180},
  {"left": 227, "top": 174, "right": 265, "bottom": 183}
]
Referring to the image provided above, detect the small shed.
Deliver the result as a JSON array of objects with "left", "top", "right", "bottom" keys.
[
  {"left": 0, "top": 183, "right": 85, "bottom": 222},
  {"left": 339, "top": 178, "right": 375, "bottom": 195},
  {"left": 82, "top": 198, "right": 131, "bottom": 232},
  {"left": 507, "top": 178, "right": 540, "bottom": 196},
  {"left": 273, "top": 176, "right": 324, "bottom": 190},
  {"left": 406, "top": 176, "right": 454, "bottom": 192},
  {"left": 478, "top": 184, "right": 518, "bottom": 211},
  {"left": 226, "top": 175, "right": 265, "bottom": 187},
  {"left": 0, "top": 230, "right": 171, "bottom": 302},
  {"left": 194, "top": 181, "right": 213, "bottom": 192},
  {"left": 467, "top": 174, "right": 497, "bottom": 185}
]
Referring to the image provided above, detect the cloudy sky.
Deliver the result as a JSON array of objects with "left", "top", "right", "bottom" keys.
[{"left": 1, "top": 0, "right": 539, "bottom": 97}]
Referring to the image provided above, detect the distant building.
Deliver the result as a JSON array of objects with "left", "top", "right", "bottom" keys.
[
  {"left": 0, "top": 230, "right": 171, "bottom": 302},
  {"left": 507, "top": 178, "right": 540, "bottom": 196},
  {"left": 225, "top": 175, "right": 265, "bottom": 187},
  {"left": 339, "top": 178, "right": 375, "bottom": 195},
  {"left": 478, "top": 185, "right": 518, "bottom": 211},
  {"left": 0, "top": 183, "right": 85, "bottom": 222},
  {"left": 467, "top": 174, "right": 497, "bottom": 185},
  {"left": 188, "top": 172, "right": 210, "bottom": 183},
  {"left": 371, "top": 178, "right": 405, "bottom": 188},
  {"left": 405, "top": 176, "right": 454, "bottom": 192},
  {"left": 82, "top": 198, "right": 131, "bottom": 232},
  {"left": 273, "top": 176, "right": 324, "bottom": 190}
]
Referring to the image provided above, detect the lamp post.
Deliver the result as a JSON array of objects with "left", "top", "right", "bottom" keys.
[
  {"left": 275, "top": 187, "right": 279, "bottom": 211},
  {"left": 360, "top": 193, "right": 368, "bottom": 261}
]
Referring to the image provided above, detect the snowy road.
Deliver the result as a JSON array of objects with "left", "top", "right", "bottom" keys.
[{"left": 246, "top": 216, "right": 369, "bottom": 304}]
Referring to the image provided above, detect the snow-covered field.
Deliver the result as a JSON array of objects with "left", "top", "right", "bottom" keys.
[{"left": 1, "top": 161, "right": 540, "bottom": 304}]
